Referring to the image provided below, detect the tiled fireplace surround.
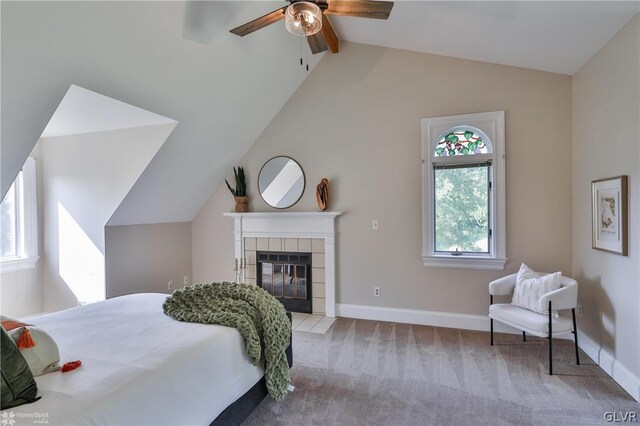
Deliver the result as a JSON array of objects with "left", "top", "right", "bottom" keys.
[
  {"left": 224, "top": 212, "right": 341, "bottom": 317},
  {"left": 244, "top": 237, "right": 326, "bottom": 315}
]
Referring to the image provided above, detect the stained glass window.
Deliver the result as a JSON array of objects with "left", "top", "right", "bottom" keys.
[
  {"left": 432, "top": 127, "right": 492, "bottom": 254},
  {"left": 434, "top": 130, "right": 490, "bottom": 157}
]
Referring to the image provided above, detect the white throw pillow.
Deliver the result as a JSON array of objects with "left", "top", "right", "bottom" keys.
[
  {"left": 2, "top": 316, "right": 61, "bottom": 376},
  {"left": 511, "top": 263, "right": 562, "bottom": 314}
]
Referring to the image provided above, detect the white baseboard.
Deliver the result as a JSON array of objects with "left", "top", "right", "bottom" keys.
[
  {"left": 577, "top": 330, "right": 640, "bottom": 402},
  {"left": 335, "top": 303, "right": 570, "bottom": 337}
]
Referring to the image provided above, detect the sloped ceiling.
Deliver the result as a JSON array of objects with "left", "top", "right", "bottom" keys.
[
  {"left": 41, "top": 85, "right": 177, "bottom": 139},
  {"left": 3, "top": 2, "right": 638, "bottom": 226},
  {"left": 329, "top": 1, "right": 640, "bottom": 75},
  {"left": 1, "top": 1, "right": 323, "bottom": 225}
]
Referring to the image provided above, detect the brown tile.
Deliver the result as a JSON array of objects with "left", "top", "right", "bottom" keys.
[
  {"left": 269, "top": 238, "right": 282, "bottom": 251},
  {"left": 309, "top": 325, "right": 331, "bottom": 334},
  {"left": 312, "top": 283, "right": 325, "bottom": 298},
  {"left": 257, "top": 238, "right": 269, "bottom": 251},
  {"left": 312, "top": 267, "right": 325, "bottom": 283},
  {"left": 284, "top": 238, "right": 298, "bottom": 252},
  {"left": 245, "top": 266, "right": 256, "bottom": 279},
  {"left": 312, "top": 253, "right": 325, "bottom": 268},
  {"left": 300, "top": 315, "right": 323, "bottom": 327},
  {"left": 312, "top": 239, "right": 325, "bottom": 253},
  {"left": 244, "top": 237, "right": 256, "bottom": 251},
  {"left": 312, "top": 297, "right": 326, "bottom": 315},
  {"left": 298, "top": 238, "right": 312, "bottom": 252},
  {"left": 244, "top": 250, "right": 256, "bottom": 265}
]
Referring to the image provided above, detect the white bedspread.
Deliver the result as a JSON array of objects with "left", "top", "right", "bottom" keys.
[{"left": 8, "top": 293, "right": 264, "bottom": 426}]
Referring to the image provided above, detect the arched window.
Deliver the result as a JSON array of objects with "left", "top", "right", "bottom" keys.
[
  {"left": 422, "top": 112, "right": 506, "bottom": 270},
  {"left": 433, "top": 127, "right": 492, "bottom": 254}
]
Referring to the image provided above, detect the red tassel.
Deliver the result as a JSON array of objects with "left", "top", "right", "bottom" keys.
[
  {"left": 61, "top": 360, "right": 82, "bottom": 373},
  {"left": 17, "top": 328, "right": 35, "bottom": 349}
]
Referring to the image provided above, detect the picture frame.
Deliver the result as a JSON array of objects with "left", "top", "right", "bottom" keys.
[{"left": 592, "top": 175, "right": 628, "bottom": 256}]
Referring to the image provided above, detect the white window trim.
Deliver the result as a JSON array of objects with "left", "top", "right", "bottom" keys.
[
  {"left": 1, "top": 156, "right": 39, "bottom": 273},
  {"left": 421, "top": 111, "right": 506, "bottom": 270}
]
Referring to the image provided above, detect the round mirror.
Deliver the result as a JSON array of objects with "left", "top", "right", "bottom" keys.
[{"left": 258, "top": 156, "right": 305, "bottom": 209}]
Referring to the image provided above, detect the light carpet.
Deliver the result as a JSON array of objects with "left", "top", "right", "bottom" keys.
[{"left": 243, "top": 317, "right": 639, "bottom": 425}]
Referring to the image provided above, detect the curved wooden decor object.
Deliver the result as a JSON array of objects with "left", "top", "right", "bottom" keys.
[{"left": 316, "top": 178, "right": 329, "bottom": 211}]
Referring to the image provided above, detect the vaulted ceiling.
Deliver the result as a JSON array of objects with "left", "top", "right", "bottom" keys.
[
  {"left": 2, "top": 1, "right": 637, "bottom": 225},
  {"left": 1, "top": 1, "right": 323, "bottom": 225},
  {"left": 330, "top": 1, "right": 639, "bottom": 74}
]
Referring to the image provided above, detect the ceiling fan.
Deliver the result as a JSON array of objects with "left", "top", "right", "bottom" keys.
[{"left": 230, "top": 0, "right": 394, "bottom": 55}]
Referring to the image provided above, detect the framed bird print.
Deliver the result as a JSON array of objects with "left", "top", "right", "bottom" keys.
[{"left": 592, "top": 175, "right": 628, "bottom": 256}]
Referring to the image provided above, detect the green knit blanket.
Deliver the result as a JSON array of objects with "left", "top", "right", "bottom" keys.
[{"left": 162, "top": 282, "right": 291, "bottom": 401}]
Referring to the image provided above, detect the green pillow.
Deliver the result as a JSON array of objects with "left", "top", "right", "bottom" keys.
[{"left": 1, "top": 326, "right": 40, "bottom": 409}]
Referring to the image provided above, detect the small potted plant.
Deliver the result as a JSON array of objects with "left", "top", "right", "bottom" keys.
[{"left": 225, "top": 167, "right": 248, "bottom": 212}]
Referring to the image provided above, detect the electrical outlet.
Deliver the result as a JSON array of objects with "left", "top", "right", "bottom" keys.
[
  {"left": 183, "top": 276, "right": 189, "bottom": 286},
  {"left": 372, "top": 219, "right": 379, "bottom": 231},
  {"left": 373, "top": 287, "right": 381, "bottom": 297},
  {"left": 168, "top": 280, "right": 174, "bottom": 290},
  {"left": 577, "top": 304, "right": 583, "bottom": 317}
]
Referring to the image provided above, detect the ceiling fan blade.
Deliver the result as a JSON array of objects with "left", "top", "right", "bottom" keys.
[
  {"left": 229, "top": 7, "right": 287, "bottom": 36},
  {"left": 325, "top": 1, "right": 394, "bottom": 20},
  {"left": 321, "top": 15, "right": 339, "bottom": 53},
  {"left": 307, "top": 32, "right": 329, "bottom": 55}
]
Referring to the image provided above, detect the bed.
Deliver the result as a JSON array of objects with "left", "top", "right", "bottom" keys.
[{"left": 8, "top": 293, "right": 286, "bottom": 425}]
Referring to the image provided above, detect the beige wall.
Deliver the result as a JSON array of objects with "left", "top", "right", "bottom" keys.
[
  {"left": 572, "top": 14, "right": 640, "bottom": 381},
  {"left": 39, "top": 124, "right": 173, "bottom": 312},
  {"left": 193, "top": 42, "right": 573, "bottom": 316},
  {"left": 193, "top": 186, "right": 237, "bottom": 284},
  {"left": 105, "top": 222, "right": 192, "bottom": 298},
  {"left": 0, "top": 266, "right": 43, "bottom": 317}
]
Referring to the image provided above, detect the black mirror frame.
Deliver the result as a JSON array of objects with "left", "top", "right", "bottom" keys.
[{"left": 257, "top": 155, "right": 306, "bottom": 209}]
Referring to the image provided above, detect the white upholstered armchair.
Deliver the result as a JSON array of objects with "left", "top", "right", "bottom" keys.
[{"left": 488, "top": 273, "right": 580, "bottom": 374}]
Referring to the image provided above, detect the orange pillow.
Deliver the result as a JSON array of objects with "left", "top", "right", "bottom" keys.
[{"left": 2, "top": 320, "right": 33, "bottom": 332}]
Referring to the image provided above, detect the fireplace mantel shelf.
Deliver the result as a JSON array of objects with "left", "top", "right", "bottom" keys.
[
  {"left": 224, "top": 211, "right": 341, "bottom": 317},
  {"left": 223, "top": 212, "right": 342, "bottom": 218}
]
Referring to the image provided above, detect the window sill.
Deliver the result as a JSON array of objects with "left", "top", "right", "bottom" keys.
[
  {"left": 0, "top": 256, "right": 39, "bottom": 273},
  {"left": 422, "top": 255, "right": 506, "bottom": 270}
]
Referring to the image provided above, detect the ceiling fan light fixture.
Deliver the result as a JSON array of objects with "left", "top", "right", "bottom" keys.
[{"left": 285, "top": 1, "right": 322, "bottom": 37}]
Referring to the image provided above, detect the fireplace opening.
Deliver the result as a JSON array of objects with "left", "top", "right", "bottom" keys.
[{"left": 257, "top": 251, "right": 312, "bottom": 313}]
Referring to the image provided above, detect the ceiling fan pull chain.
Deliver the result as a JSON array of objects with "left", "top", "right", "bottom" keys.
[
  {"left": 306, "top": 47, "right": 309, "bottom": 72},
  {"left": 300, "top": 37, "right": 303, "bottom": 66}
]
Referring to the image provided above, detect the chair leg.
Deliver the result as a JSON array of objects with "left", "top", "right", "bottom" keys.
[
  {"left": 548, "top": 301, "right": 553, "bottom": 375},
  {"left": 572, "top": 308, "right": 580, "bottom": 365},
  {"left": 490, "top": 319, "right": 494, "bottom": 345},
  {"left": 490, "top": 295, "right": 494, "bottom": 346},
  {"left": 522, "top": 331, "right": 526, "bottom": 342}
]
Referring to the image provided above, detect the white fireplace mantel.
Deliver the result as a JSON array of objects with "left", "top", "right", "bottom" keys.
[{"left": 224, "top": 212, "right": 342, "bottom": 317}]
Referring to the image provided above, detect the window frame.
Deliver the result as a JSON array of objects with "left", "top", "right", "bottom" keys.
[
  {"left": 1, "top": 156, "right": 39, "bottom": 272},
  {"left": 421, "top": 111, "right": 506, "bottom": 270}
]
